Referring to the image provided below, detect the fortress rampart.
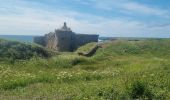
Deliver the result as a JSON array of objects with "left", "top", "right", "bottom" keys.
[
  {"left": 33, "top": 22, "right": 99, "bottom": 51},
  {"left": 75, "top": 34, "right": 99, "bottom": 48}
]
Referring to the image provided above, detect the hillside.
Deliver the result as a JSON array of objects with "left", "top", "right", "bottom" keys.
[
  {"left": 0, "top": 39, "right": 170, "bottom": 99},
  {"left": 0, "top": 39, "right": 51, "bottom": 62}
]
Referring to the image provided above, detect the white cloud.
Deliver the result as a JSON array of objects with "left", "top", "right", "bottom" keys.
[
  {"left": 121, "top": 2, "right": 169, "bottom": 17},
  {"left": 0, "top": 0, "right": 170, "bottom": 38},
  {"left": 75, "top": 0, "right": 170, "bottom": 18}
]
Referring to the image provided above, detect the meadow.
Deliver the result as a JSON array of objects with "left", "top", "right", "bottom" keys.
[{"left": 0, "top": 39, "right": 170, "bottom": 100}]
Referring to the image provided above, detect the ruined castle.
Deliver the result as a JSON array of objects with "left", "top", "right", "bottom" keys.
[{"left": 33, "top": 22, "right": 99, "bottom": 51}]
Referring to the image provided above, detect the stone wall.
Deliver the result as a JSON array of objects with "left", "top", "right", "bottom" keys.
[
  {"left": 54, "top": 30, "right": 75, "bottom": 51},
  {"left": 33, "top": 34, "right": 99, "bottom": 52},
  {"left": 75, "top": 34, "right": 99, "bottom": 49},
  {"left": 45, "top": 33, "right": 58, "bottom": 51}
]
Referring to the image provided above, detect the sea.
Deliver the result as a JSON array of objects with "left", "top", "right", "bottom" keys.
[
  {"left": 0, "top": 35, "right": 110, "bottom": 43},
  {"left": 0, "top": 35, "right": 154, "bottom": 43},
  {"left": 0, "top": 35, "right": 35, "bottom": 42}
]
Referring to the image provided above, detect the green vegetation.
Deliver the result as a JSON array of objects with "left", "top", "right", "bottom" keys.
[
  {"left": 0, "top": 39, "right": 170, "bottom": 99},
  {"left": 76, "top": 42, "right": 97, "bottom": 54},
  {"left": 0, "top": 39, "right": 51, "bottom": 63}
]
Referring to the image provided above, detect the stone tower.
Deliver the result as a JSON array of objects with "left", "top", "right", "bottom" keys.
[
  {"left": 43, "top": 22, "right": 75, "bottom": 51},
  {"left": 53, "top": 22, "right": 76, "bottom": 51},
  {"left": 33, "top": 22, "right": 99, "bottom": 52}
]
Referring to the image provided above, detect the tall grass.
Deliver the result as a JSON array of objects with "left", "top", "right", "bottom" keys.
[{"left": 0, "top": 39, "right": 170, "bottom": 99}]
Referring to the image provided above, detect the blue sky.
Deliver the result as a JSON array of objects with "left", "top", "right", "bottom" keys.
[{"left": 0, "top": 0, "right": 170, "bottom": 37}]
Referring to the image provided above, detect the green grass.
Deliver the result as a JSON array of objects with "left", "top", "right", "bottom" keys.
[
  {"left": 0, "top": 39, "right": 52, "bottom": 63},
  {"left": 76, "top": 42, "right": 97, "bottom": 54},
  {"left": 0, "top": 39, "right": 170, "bottom": 99}
]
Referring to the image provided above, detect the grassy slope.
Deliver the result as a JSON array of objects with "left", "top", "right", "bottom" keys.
[
  {"left": 0, "top": 39, "right": 170, "bottom": 99},
  {"left": 0, "top": 39, "right": 51, "bottom": 62},
  {"left": 76, "top": 42, "right": 97, "bottom": 54}
]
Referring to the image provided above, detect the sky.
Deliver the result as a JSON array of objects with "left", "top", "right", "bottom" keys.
[{"left": 0, "top": 0, "right": 170, "bottom": 37}]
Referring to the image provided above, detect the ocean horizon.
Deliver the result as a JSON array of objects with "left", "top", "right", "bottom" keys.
[
  {"left": 0, "top": 35, "right": 105, "bottom": 43},
  {"left": 0, "top": 35, "right": 36, "bottom": 42},
  {"left": 0, "top": 35, "right": 168, "bottom": 43}
]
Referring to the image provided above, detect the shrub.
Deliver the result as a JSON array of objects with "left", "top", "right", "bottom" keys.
[
  {"left": 127, "top": 80, "right": 153, "bottom": 100},
  {"left": 0, "top": 39, "right": 51, "bottom": 62},
  {"left": 96, "top": 87, "right": 125, "bottom": 100}
]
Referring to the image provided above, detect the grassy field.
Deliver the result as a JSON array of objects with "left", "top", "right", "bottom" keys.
[{"left": 0, "top": 39, "right": 170, "bottom": 100}]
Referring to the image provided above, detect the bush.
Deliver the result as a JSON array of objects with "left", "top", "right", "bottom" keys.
[
  {"left": 0, "top": 39, "right": 51, "bottom": 62},
  {"left": 127, "top": 80, "right": 153, "bottom": 100},
  {"left": 96, "top": 86, "right": 126, "bottom": 100}
]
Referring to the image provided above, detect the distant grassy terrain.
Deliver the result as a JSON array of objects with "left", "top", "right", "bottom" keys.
[{"left": 0, "top": 39, "right": 170, "bottom": 100}]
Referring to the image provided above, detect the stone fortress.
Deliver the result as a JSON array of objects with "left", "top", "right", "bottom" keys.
[{"left": 33, "top": 22, "right": 99, "bottom": 51}]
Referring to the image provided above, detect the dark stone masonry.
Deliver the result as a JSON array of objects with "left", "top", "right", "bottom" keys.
[{"left": 33, "top": 22, "right": 99, "bottom": 51}]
